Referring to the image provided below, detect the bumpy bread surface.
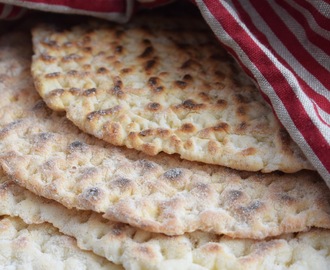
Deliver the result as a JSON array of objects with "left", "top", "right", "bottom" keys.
[
  {"left": 1, "top": 175, "right": 330, "bottom": 270},
  {"left": 30, "top": 17, "right": 312, "bottom": 173},
  {"left": 0, "top": 32, "right": 329, "bottom": 238},
  {"left": 0, "top": 216, "right": 122, "bottom": 270}
]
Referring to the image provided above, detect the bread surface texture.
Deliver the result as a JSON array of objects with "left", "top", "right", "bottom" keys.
[
  {"left": 31, "top": 18, "right": 312, "bottom": 173},
  {"left": 0, "top": 215, "right": 122, "bottom": 270},
  {"left": 0, "top": 31, "right": 329, "bottom": 237},
  {"left": 0, "top": 30, "right": 330, "bottom": 239},
  {"left": 1, "top": 172, "right": 330, "bottom": 270}
]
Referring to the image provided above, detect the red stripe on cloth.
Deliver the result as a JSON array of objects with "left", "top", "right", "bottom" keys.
[
  {"left": 203, "top": 0, "right": 330, "bottom": 174},
  {"left": 0, "top": 4, "right": 4, "bottom": 15},
  {"left": 7, "top": 5, "right": 22, "bottom": 19},
  {"left": 250, "top": 0, "right": 330, "bottom": 90},
  {"left": 138, "top": 0, "right": 174, "bottom": 9},
  {"left": 24, "top": 0, "right": 125, "bottom": 13},
  {"left": 231, "top": 0, "right": 330, "bottom": 114},
  {"left": 0, "top": 3, "right": 10, "bottom": 19},
  {"left": 293, "top": 0, "right": 330, "bottom": 31},
  {"left": 299, "top": 79, "right": 330, "bottom": 114},
  {"left": 276, "top": 0, "right": 330, "bottom": 53},
  {"left": 313, "top": 102, "right": 330, "bottom": 127}
]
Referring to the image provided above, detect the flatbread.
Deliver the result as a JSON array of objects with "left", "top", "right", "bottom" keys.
[
  {"left": 30, "top": 16, "right": 313, "bottom": 173},
  {"left": 0, "top": 216, "right": 122, "bottom": 270},
  {"left": 1, "top": 174, "right": 329, "bottom": 270},
  {"left": 0, "top": 31, "right": 330, "bottom": 237}
]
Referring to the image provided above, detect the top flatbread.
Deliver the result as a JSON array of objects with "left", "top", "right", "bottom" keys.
[
  {"left": 31, "top": 15, "right": 312, "bottom": 173},
  {"left": 1, "top": 30, "right": 330, "bottom": 238}
]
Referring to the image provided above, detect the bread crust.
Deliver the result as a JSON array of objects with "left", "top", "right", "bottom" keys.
[
  {"left": 0, "top": 216, "right": 122, "bottom": 269},
  {"left": 0, "top": 31, "right": 329, "bottom": 237},
  {"left": 31, "top": 17, "right": 312, "bottom": 173},
  {"left": 1, "top": 172, "right": 330, "bottom": 270}
]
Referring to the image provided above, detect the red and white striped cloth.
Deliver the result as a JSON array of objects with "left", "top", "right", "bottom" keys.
[{"left": 1, "top": 0, "right": 329, "bottom": 185}]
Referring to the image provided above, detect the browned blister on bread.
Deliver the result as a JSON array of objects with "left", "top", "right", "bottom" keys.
[
  {"left": 0, "top": 31, "right": 329, "bottom": 238},
  {"left": 31, "top": 16, "right": 312, "bottom": 173}
]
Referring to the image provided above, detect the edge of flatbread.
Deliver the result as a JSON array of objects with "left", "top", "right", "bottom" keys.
[
  {"left": 31, "top": 18, "right": 312, "bottom": 173},
  {"left": 0, "top": 215, "right": 122, "bottom": 270},
  {"left": 1, "top": 29, "right": 330, "bottom": 238},
  {"left": 1, "top": 173, "right": 330, "bottom": 270}
]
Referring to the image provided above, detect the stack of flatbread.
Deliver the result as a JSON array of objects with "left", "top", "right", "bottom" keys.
[{"left": 0, "top": 6, "right": 329, "bottom": 269}]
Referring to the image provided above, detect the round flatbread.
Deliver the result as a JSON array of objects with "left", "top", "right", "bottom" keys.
[
  {"left": 31, "top": 15, "right": 312, "bottom": 173},
  {"left": 1, "top": 173, "right": 330, "bottom": 270},
  {"left": 1, "top": 31, "right": 329, "bottom": 238}
]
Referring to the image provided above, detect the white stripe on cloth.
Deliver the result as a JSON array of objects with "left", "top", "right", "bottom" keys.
[
  {"left": 0, "top": 4, "right": 27, "bottom": 20},
  {"left": 236, "top": 0, "right": 330, "bottom": 104},
  {"left": 305, "top": 0, "right": 330, "bottom": 18},
  {"left": 13, "top": 6, "right": 27, "bottom": 19},
  {"left": 0, "top": 3, "right": 12, "bottom": 19},
  {"left": 288, "top": 0, "right": 330, "bottom": 39},
  {"left": 0, "top": 0, "right": 135, "bottom": 23},
  {"left": 313, "top": 101, "right": 330, "bottom": 129},
  {"left": 196, "top": 0, "right": 330, "bottom": 183},
  {"left": 270, "top": 0, "right": 330, "bottom": 71},
  {"left": 221, "top": 1, "right": 330, "bottom": 135}
]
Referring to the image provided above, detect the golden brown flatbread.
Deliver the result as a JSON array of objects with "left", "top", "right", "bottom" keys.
[
  {"left": 1, "top": 30, "right": 329, "bottom": 238},
  {"left": 31, "top": 16, "right": 312, "bottom": 173},
  {"left": 0, "top": 216, "right": 122, "bottom": 269},
  {"left": 1, "top": 172, "right": 330, "bottom": 270}
]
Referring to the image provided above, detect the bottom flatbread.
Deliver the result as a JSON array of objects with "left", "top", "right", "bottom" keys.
[
  {"left": 0, "top": 215, "right": 122, "bottom": 270},
  {"left": 1, "top": 172, "right": 329, "bottom": 270}
]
